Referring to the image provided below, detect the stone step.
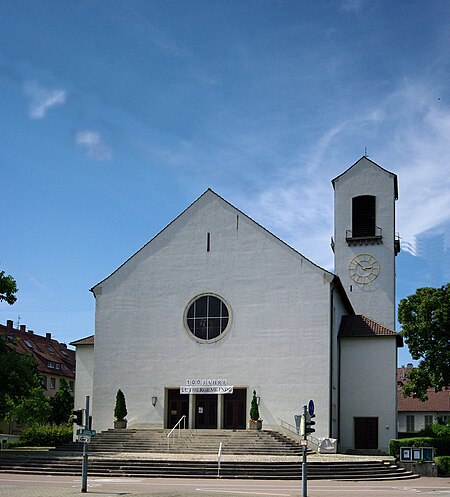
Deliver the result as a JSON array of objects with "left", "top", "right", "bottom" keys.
[
  {"left": 0, "top": 454, "right": 418, "bottom": 480},
  {"left": 58, "top": 428, "right": 303, "bottom": 456}
]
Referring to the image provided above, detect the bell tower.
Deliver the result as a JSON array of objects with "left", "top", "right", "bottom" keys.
[{"left": 332, "top": 157, "right": 400, "bottom": 329}]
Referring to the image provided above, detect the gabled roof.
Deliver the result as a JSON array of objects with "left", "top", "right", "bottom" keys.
[
  {"left": 91, "top": 188, "right": 338, "bottom": 293},
  {"left": 0, "top": 320, "right": 75, "bottom": 378},
  {"left": 397, "top": 369, "right": 450, "bottom": 412},
  {"left": 332, "top": 156, "right": 398, "bottom": 200},
  {"left": 339, "top": 314, "right": 403, "bottom": 347},
  {"left": 70, "top": 335, "right": 95, "bottom": 346}
]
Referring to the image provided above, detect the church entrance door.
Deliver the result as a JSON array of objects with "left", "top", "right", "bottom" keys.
[
  {"left": 354, "top": 417, "right": 378, "bottom": 449},
  {"left": 195, "top": 395, "right": 217, "bottom": 429},
  {"left": 224, "top": 388, "right": 246, "bottom": 429},
  {"left": 167, "top": 389, "right": 189, "bottom": 429}
]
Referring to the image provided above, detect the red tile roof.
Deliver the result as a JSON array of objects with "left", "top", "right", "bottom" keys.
[
  {"left": 339, "top": 315, "right": 403, "bottom": 347},
  {"left": 0, "top": 320, "right": 75, "bottom": 379},
  {"left": 397, "top": 368, "right": 450, "bottom": 412}
]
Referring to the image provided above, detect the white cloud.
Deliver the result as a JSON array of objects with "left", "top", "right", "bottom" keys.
[
  {"left": 375, "top": 80, "right": 450, "bottom": 248},
  {"left": 234, "top": 78, "right": 450, "bottom": 270},
  {"left": 75, "top": 130, "right": 112, "bottom": 161},
  {"left": 24, "top": 81, "right": 66, "bottom": 119}
]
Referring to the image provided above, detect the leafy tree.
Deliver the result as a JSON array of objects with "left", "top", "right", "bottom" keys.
[
  {"left": 6, "top": 386, "right": 51, "bottom": 425},
  {"left": 398, "top": 283, "right": 450, "bottom": 401},
  {"left": 0, "top": 270, "right": 18, "bottom": 304},
  {"left": 114, "top": 389, "right": 127, "bottom": 421},
  {"left": 250, "top": 390, "right": 260, "bottom": 421},
  {"left": 0, "top": 337, "right": 41, "bottom": 419},
  {"left": 51, "top": 377, "right": 74, "bottom": 425}
]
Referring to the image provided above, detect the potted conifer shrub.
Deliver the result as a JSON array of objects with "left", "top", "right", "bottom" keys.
[
  {"left": 249, "top": 390, "right": 262, "bottom": 430},
  {"left": 113, "top": 389, "right": 128, "bottom": 429}
]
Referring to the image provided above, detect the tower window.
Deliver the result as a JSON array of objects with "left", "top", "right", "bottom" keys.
[{"left": 352, "top": 195, "right": 376, "bottom": 237}]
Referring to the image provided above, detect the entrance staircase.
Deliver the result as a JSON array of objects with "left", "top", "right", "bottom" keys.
[
  {"left": 0, "top": 428, "right": 418, "bottom": 480},
  {"left": 56, "top": 428, "right": 302, "bottom": 455}
]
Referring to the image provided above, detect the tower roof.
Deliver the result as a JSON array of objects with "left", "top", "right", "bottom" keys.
[{"left": 332, "top": 156, "right": 398, "bottom": 200}]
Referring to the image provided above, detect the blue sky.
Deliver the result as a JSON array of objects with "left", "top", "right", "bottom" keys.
[{"left": 1, "top": 0, "right": 449, "bottom": 367}]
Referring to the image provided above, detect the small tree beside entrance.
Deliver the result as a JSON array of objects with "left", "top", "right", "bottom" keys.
[
  {"left": 114, "top": 389, "right": 128, "bottom": 429},
  {"left": 249, "top": 390, "right": 262, "bottom": 430}
]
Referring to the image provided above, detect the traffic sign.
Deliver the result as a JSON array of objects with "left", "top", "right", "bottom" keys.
[
  {"left": 77, "top": 435, "right": 91, "bottom": 443},
  {"left": 76, "top": 429, "right": 96, "bottom": 437},
  {"left": 300, "top": 439, "right": 308, "bottom": 446},
  {"left": 308, "top": 399, "right": 315, "bottom": 416}
]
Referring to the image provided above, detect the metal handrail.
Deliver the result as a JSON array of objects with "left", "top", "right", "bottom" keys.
[
  {"left": 167, "top": 415, "right": 186, "bottom": 450},
  {"left": 277, "top": 417, "right": 320, "bottom": 446},
  {"left": 217, "top": 442, "right": 223, "bottom": 478},
  {"left": 277, "top": 417, "right": 298, "bottom": 435}
]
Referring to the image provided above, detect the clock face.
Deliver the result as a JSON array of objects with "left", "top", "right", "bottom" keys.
[{"left": 349, "top": 253, "right": 380, "bottom": 285}]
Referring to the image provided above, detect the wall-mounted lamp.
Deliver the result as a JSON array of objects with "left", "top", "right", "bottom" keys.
[
  {"left": 151, "top": 396, "right": 157, "bottom": 407},
  {"left": 256, "top": 396, "right": 260, "bottom": 406}
]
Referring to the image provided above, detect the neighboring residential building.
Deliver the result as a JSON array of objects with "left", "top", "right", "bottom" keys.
[
  {"left": 397, "top": 365, "right": 450, "bottom": 437},
  {"left": 0, "top": 319, "right": 76, "bottom": 434},
  {"left": 69, "top": 335, "right": 94, "bottom": 429},
  {"left": 73, "top": 156, "right": 403, "bottom": 453}
]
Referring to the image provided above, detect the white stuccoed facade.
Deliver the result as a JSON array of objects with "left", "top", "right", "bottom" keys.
[{"left": 73, "top": 156, "right": 402, "bottom": 454}]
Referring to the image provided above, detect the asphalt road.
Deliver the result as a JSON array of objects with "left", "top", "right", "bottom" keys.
[{"left": 0, "top": 474, "right": 449, "bottom": 497}]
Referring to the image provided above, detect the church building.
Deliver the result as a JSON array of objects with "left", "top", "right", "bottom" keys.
[{"left": 72, "top": 156, "right": 403, "bottom": 453}]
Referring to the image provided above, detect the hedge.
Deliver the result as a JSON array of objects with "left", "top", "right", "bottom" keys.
[
  {"left": 5, "top": 424, "right": 72, "bottom": 448},
  {"left": 389, "top": 436, "right": 450, "bottom": 458},
  {"left": 435, "top": 456, "right": 450, "bottom": 476}
]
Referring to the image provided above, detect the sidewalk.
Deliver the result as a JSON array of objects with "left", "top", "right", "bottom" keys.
[{"left": 1, "top": 474, "right": 449, "bottom": 497}]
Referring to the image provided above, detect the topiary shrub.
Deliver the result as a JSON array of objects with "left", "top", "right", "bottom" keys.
[
  {"left": 250, "top": 390, "right": 260, "bottom": 421},
  {"left": 114, "top": 389, "right": 128, "bottom": 421}
]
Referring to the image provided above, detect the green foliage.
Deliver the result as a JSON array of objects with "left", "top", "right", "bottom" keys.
[
  {"left": 249, "top": 390, "right": 260, "bottom": 421},
  {"left": 418, "top": 421, "right": 450, "bottom": 438},
  {"left": 0, "top": 270, "right": 18, "bottom": 305},
  {"left": 6, "top": 386, "right": 51, "bottom": 425},
  {"left": 389, "top": 436, "right": 450, "bottom": 457},
  {"left": 0, "top": 337, "right": 42, "bottom": 419},
  {"left": 51, "top": 377, "right": 74, "bottom": 425},
  {"left": 435, "top": 456, "right": 450, "bottom": 476},
  {"left": 389, "top": 437, "right": 434, "bottom": 457},
  {"left": 114, "top": 389, "right": 127, "bottom": 421},
  {"left": 398, "top": 283, "right": 450, "bottom": 401},
  {"left": 14, "top": 423, "right": 72, "bottom": 447}
]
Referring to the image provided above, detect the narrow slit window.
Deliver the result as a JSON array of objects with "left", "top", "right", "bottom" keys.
[{"left": 207, "top": 232, "right": 211, "bottom": 252}]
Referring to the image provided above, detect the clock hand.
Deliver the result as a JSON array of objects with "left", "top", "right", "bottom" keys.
[{"left": 356, "top": 261, "right": 371, "bottom": 271}]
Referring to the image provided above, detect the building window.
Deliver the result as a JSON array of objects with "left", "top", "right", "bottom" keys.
[
  {"left": 184, "top": 294, "right": 231, "bottom": 342},
  {"left": 352, "top": 195, "right": 376, "bottom": 237},
  {"left": 48, "top": 361, "right": 55, "bottom": 368},
  {"left": 425, "top": 415, "right": 434, "bottom": 428},
  {"left": 50, "top": 378, "right": 56, "bottom": 389},
  {"left": 41, "top": 376, "right": 47, "bottom": 389},
  {"left": 406, "top": 415, "right": 415, "bottom": 432}
]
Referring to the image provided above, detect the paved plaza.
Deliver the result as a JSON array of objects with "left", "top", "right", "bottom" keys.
[{"left": 0, "top": 474, "right": 449, "bottom": 497}]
